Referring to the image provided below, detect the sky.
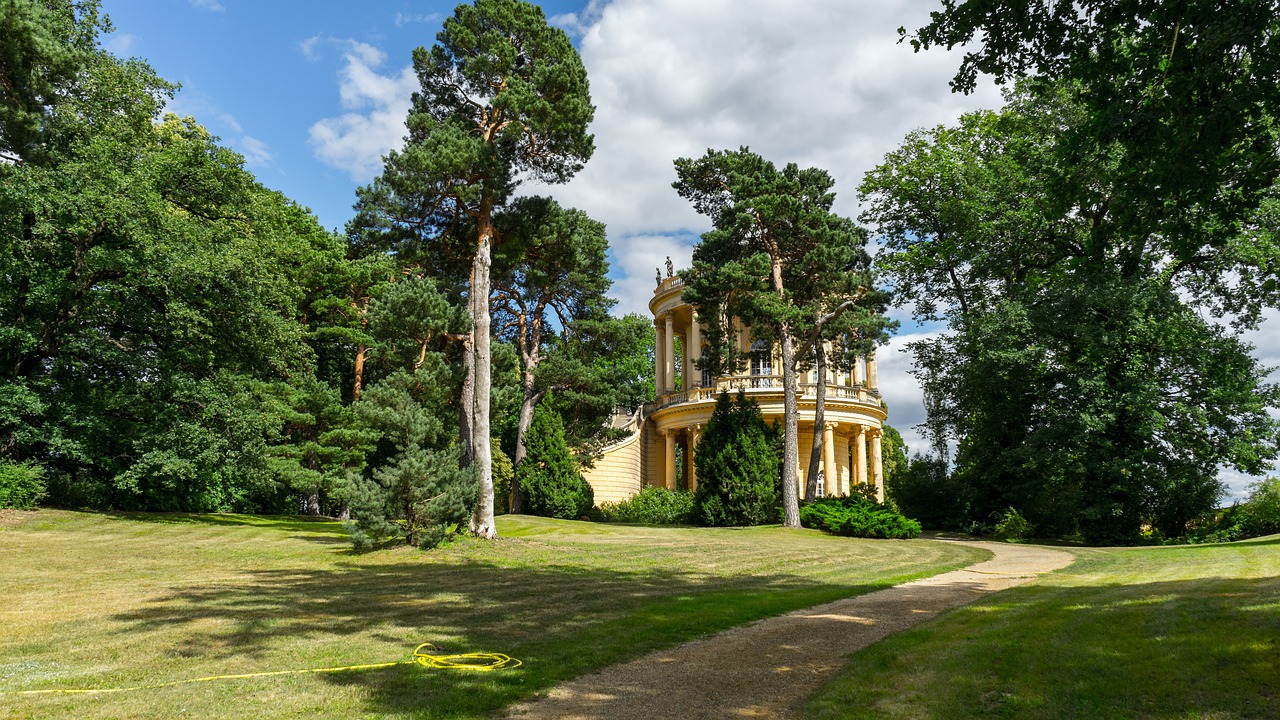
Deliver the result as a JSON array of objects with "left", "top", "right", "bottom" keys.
[{"left": 100, "top": 0, "right": 1275, "bottom": 498}]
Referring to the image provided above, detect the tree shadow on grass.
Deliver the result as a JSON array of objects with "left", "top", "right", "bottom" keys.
[
  {"left": 104, "top": 511, "right": 351, "bottom": 546},
  {"left": 105, "top": 554, "right": 888, "bottom": 718}
]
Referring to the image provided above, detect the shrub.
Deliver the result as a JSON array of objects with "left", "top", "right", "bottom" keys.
[
  {"left": 1239, "top": 477, "right": 1280, "bottom": 538},
  {"left": 798, "top": 495, "right": 922, "bottom": 539},
  {"left": 518, "top": 404, "right": 593, "bottom": 519},
  {"left": 694, "top": 391, "right": 780, "bottom": 526},
  {"left": 598, "top": 486, "right": 695, "bottom": 524},
  {"left": 0, "top": 460, "right": 46, "bottom": 509},
  {"left": 993, "top": 507, "right": 1034, "bottom": 541},
  {"left": 886, "top": 453, "right": 971, "bottom": 531},
  {"left": 492, "top": 443, "right": 514, "bottom": 515}
]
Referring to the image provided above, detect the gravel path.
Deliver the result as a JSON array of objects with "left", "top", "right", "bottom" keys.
[{"left": 506, "top": 539, "right": 1074, "bottom": 720}]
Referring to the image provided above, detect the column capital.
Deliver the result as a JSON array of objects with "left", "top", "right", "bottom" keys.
[{"left": 823, "top": 421, "right": 839, "bottom": 431}]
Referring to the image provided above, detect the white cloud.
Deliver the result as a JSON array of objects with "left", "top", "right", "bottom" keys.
[
  {"left": 550, "top": 0, "right": 608, "bottom": 37},
  {"left": 164, "top": 91, "right": 273, "bottom": 169},
  {"left": 236, "top": 135, "right": 273, "bottom": 167},
  {"left": 308, "top": 40, "right": 418, "bottom": 182},
  {"left": 105, "top": 32, "right": 137, "bottom": 57},
  {"left": 189, "top": 0, "right": 224, "bottom": 12},
  {"left": 395, "top": 12, "right": 442, "bottom": 28},
  {"left": 298, "top": 34, "right": 324, "bottom": 62}
]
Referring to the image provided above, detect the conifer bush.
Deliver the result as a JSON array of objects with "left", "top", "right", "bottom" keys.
[
  {"left": 694, "top": 391, "right": 780, "bottom": 526},
  {"left": 798, "top": 494, "right": 922, "bottom": 539},
  {"left": 518, "top": 403, "right": 594, "bottom": 519}
]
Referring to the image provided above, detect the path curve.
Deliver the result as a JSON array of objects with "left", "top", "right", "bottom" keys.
[{"left": 507, "top": 539, "right": 1074, "bottom": 720}]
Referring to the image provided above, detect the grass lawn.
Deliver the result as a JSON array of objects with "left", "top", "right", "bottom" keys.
[
  {"left": 805, "top": 534, "right": 1280, "bottom": 720},
  {"left": 0, "top": 509, "right": 983, "bottom": 719}
]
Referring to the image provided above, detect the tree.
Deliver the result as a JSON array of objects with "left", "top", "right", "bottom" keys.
[
  {"left": 0, "top": 0, "right": 108, "bottom": 162},
  {"left": 349, "top": 367, "right": 476, "bottom": 549},
  {"left": 516, "top": 398, "right": 593, "bottom": 519},
  {"left": 355, "top": 0, "right": 594, "bottom": 538},
  {"left": 863, "top": 84, "right": 1280, "bottom": 543},
  {"left": 491, "top": 196, "right": 611, "bottom": 512},
  {"left": 905, "top": 0, "right": 1280, "bottom": 269},
  {"left": 675, "top": 147, "right": 872, "bottom": 527},
  {"left": 693, "top": 391, "right": 780, "bottom": 526}
]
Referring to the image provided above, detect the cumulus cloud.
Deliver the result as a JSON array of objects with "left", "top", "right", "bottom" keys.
[
  {"left": 527, "top": 0, "right": 1002, "bottom": 313},
  {"left": 308, "top": 41, "right": 418, "bottom": 182}
]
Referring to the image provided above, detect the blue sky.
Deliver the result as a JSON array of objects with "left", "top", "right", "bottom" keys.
[{"left": 98, "top": 0, "right": 1275, "bottom": 496}]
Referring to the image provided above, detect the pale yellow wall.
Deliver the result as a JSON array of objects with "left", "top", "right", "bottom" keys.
[{"left": 582, "top": 428, "right": 645, "bottom": 505}]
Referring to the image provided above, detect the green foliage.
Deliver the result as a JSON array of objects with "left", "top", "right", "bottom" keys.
[
  {"left": 1239, "top": 477, "right": 1280, "bottom": 538},
  {"left": 517, "top": 401, "right": 593, "bottom": 519},
  {"left": 886, "top": 454, "right": 970, "bottom": 532},
  {"left": 348, "top": 367, "right": 477, "bottom": 549},
  {"left": 491, "top": 442, "right": 514, "bottom": 515},
  {"left": 798, "top": 495, "right": 922, "bottom": 539},
  {"left": 865, "top": 84, "right": 1280, "bottom": 545},
  {"left": 992, "top": 507, "right": 1034, "bottom": 541},
  {"left": 597, "top": 486, "right": 695, "bottom": 525},
  {"left": 694, "top": 392, "right": 781, "bottom": 526},
  {"left": 0, "top": 459, "right": 46, "bottom": 509}
]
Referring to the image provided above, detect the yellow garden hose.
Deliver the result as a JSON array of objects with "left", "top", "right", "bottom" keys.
[{"left": 7, "top": 643, "right": 521, "bottom": 696}]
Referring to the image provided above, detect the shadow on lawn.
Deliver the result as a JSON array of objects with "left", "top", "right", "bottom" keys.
[
  {"left": 104, "top": 511, "right": 351, "bottom": 546},
  {"left": 108, "top": 553, "right": 883, "bottom": 718}
]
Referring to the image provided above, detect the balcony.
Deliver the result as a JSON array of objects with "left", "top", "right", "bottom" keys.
[{"left": 650, "top": 375, "right": 883, "bottom": 413}]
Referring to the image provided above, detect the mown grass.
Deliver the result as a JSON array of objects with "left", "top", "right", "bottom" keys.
[
  {"left": 0, "top": 509, "right": 983, "bottom": 719},
  {"left": 805, "top": 534, "right": 1280, "bottom": 720}
]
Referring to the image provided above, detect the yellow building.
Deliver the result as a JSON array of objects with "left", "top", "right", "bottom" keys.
[{"left": 584, "top": 274, "right": 888, "bottom": 506}]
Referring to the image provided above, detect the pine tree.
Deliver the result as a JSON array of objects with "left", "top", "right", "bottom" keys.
[
  {"left": 694, "top": 391, "right": 780, "bottom": 526},
  {"left": 517, "top": 400, "right": 593, "bottom": 519}
]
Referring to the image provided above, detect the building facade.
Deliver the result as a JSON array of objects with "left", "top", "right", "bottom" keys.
[{"left": 583, "top": 274, "right": 888, "bottom": 506}]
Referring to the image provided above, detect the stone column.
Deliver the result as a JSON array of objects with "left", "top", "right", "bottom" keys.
[
  {"left": 664, "top": 313, "right": 675, "bottom": 394},
  {"left": 870, "top": 428, "right": 884, "bottom": 502},
  {"left": 689, "top": 313, "right": 702, "bottom": 387},
  {"left": 822, "top": 422, "right": 837, "bottom": 498},
  {"left": 687, "top": 424, "right": 702, "bottom": 492},
  {"left": 854, "top": 425, "right": 868, "bottom": 487},
  {"left": 867, "top": 349, "right": 879, "bottom": 391},
  {"left": 664, "top": 429, "right": 677, "bottom": 491},
  {"left": 681, "top": 327, "right": 691, "bottom": 391},
  {"left": 654, "top": 320, "right": 665, "bottom": 398}
]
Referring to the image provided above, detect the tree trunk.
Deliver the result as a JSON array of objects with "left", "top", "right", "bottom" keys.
[
  {"left": 779, "top": 323, "right": 801, "bottom": 528},
  {"left": 510, "top": 371, "right": 539, "bottom": 514},
  {"left": 766, "top": 242, "right": 801, "bottom": 528},
  {"left": 458, "top": 333, "right": 475, "bottom": 467},
  {"left": 352, "top": 344, "right": 367, "bottom": 401},
  {"left": 804, "top": 340, "right": 826, "bottom": 503},
  {"left": 469, "top": 204, "right": 497, "bottom": 539}
]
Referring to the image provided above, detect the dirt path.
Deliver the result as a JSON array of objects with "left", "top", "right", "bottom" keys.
[{"left": 506, "top": 539, "right": 1074, "bottom": 720}]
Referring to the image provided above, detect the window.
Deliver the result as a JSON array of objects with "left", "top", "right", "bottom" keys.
[{"left": 750, "top": 340, "right": 772, "bottom": 385}]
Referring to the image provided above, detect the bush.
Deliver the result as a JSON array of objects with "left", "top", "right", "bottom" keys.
[
  {"left": 993, "top": 507, "right": 1034, "bottom": 541},
  {"left": 1239, "top": 477, "right": 1280, "bottom": 538},
  {"left": 0, "top": 460, "right": 47, "bottom": 509},
  {"left": 598, "top": 486, "right": 695, "bottom": 524},
  {"left": 799, "top": 495, "right": 922, "bottom": 539},
  {"left": 886, "top": 453, "right": 971, "bottom": 531},
  {"left": 492, "top": 443, "right": 514, "bottom": 515},
  {"left": 518, "top": 403, "right": 594, "bottom": 519},
  {"left": 694, "top": 391, "right": 781, "bottom": 526}
]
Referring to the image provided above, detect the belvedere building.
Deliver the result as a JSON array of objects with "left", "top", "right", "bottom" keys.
[{"left": 583, "top": 272, "right": 888, "bottom": 504}]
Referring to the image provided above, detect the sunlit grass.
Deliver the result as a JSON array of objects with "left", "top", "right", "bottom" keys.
[
  {"left": 0, "top": 509, "right": 983, "bottom": 719},
  {"left": 805, "top": 535, "right": 1280, "bottom": 720}
]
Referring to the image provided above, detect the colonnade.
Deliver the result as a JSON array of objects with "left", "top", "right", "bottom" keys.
[
  {"left": 652, "top": 311, "right": 882, "bottom": 399},
  {"left": 655, "top": 420, "right": 884, "bottom": 502}
]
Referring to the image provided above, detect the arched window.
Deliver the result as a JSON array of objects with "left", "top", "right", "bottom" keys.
[{"left": 750, "top": 340, "right": 773, "bottom": 386}]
